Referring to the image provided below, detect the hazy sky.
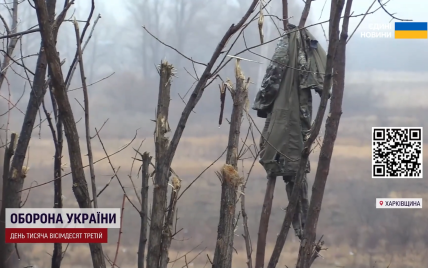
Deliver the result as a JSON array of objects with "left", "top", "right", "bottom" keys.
[{"left": 113, "top": 0, "right": 428, "bottom": 73}]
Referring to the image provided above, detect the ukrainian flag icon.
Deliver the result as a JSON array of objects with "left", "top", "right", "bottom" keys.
[{"left": 395, "top": 22, "right": 427, "bottom": 39}]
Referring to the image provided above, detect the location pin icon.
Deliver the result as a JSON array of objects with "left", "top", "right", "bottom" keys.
[{"left": 379, "top": 200, "right": 383, "bottom": 206}]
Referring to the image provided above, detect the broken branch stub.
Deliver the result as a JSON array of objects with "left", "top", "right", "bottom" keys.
[
  {"left": 212, "top": 60, "right": 248, "bottom": 268},
  {"left": 147, "top": 60, "right": 174, "bottom": 268}
]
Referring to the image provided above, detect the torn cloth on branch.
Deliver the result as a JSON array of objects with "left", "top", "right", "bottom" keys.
[{"left": 253, "top": 25, "right": 328, "bottom": 177}]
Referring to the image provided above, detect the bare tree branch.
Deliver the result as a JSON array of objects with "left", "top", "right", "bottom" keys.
[
  {"left": 298, "top": 0, "right": 312, "bottom": 28},
  {"left": 72, "top": 18, "right": 97, "bottom": 208},
  {"left": 0, "top": 28, "right": 40, "bottom": 40},
  {"left": 112, "top": 194, "right": 126, "bottom": 268},
  {"left": 18, "top": 131, "right": 137, "bottom": 193},
  {"left": 377, "top": 0, "right": 411, "bottom": 21}
]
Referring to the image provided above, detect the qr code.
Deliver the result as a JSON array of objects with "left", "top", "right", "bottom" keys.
[{"left": 372, "top": 127, "right": 423, "bottom": 178}]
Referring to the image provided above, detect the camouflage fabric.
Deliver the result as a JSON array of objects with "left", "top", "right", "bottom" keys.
[
  {"left": 254, "top": 25, "right": 328, "bottom": 177},
  {"left": 252, "top": 32, "right": 290, "bottom": 118},
  {"left": 253, "top": 25, "right": 328, "bottom": 239}
]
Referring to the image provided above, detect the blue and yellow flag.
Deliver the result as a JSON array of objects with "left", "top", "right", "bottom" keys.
[{"left": 395, "top": 22, "right": 427, "bottom": 39}]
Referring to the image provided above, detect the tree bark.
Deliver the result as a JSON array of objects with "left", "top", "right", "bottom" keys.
[
  {"left": 0, "top": 133, "right": 17, "bottom": 268},
  {"left": 147, "top": 61, "right": 173, "bottom": 268},
  {"left": 241, "top": 183, "right": 253, "bottom": 268},
  {"left": 255, "top": 176, "right": 276, "bottom": 268},
  {"left": 0, "top": 0, "right": 18, "bottom": 90},
  {"left": 159, "top": 176, "right": 181, "bottom": 268},
  {"left": 0, "top": 1, "right": 60, "bottom": 266},
  {"left": 298, "top": 0, "right": 313, "bottom": 28},
  {"left": 45, "top": 0, "right": 65, "bottom": 267},
  {"left": 266, "top": 1, "right": 345, "bottom": 267},
  {"left": 33, "top": 1, "right": 106, "bottom": 267},
  {"left": 282, "top": 0, "right": 288, "bottom": 30},
  {"left": 45, "top": 87, "right": 64, "bottom": 268},
  {"left": 51, "top": 110, "right": 63, "bottom": 268},
  {"left": 212, "top": 60, "right": 248, "bottom": 268},
  {"left": 73, "top": 19, "right": 98, "bottom": 209},
  {"left": 138, "top": 152, "right": 151, "bottom": 268},
  {"left": 296, "top": 1, "right": 352, "bottom": 267}
]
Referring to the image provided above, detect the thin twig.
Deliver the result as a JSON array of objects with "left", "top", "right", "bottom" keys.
[
  {"left": 347, "top": 0, "right": 381, "bottom": 43},
  {"left": 129, "top": 140, "right": 145, "bottom": 206},
  {"left": 91, "top": 167, "right": 121, "bottom": 202},
  {"left": 177, "top": 147, "right": 227, "bottom": 201},
  {"left": 18, "top": 130, "right": 138, "bottom": 193},
  {"left": 68, "top": 72, "right": 115, "bottom": 92},
  {"left": 377, "top": 0, "right": 411, "bottom": 21},
  {"left": 73, "top": 18, "right": 98, "bottom": 208},
  {"left": 142, "top": 26, "right": 207, "bottom": 66},
  {"left": 64, "top": 5, "right": 100, "bottom": 90},
  {"left": 95, "top": 128, "right": 140, "bottom": 212},
  {"left": 112, "top": 194, "right": 126, "bottom": 268}
]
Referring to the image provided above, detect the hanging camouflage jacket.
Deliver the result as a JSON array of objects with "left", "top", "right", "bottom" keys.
[{"left": 253, "top": 25, "right": 328, "bottom": 177}]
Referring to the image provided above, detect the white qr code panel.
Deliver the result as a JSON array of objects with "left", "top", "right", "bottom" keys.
[{"left": 372, "top": 127, "right": 423, "bottom": 178}]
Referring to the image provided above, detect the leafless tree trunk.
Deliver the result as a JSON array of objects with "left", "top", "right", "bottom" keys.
[
  {"left": 48, "top": 4, "right": 65, "bottom": 267},
  {"left": 159, "top": 176, "right": 181, "bottom": 268},
  {"left": 138, "top": 152, "right": 151, "bottom": 268},
  {"left": 48, "top": 1, "right": 65, "bottom": 267},
  {"left": 0, "top": 0, "right": 18, "bottom": 90},
  {"left": 212, "top": 60, "right": 249, "bottom": 268},
  {"left": 255, "top": 176, "right": 276, "bottom": 268},
  {"left": 0, "top": 133, "right": 17, "bottom": 268},
  {"left": 147, "top": 61, "right": 173, "bottom": 268},
  {"left": 0, "top": 1, "right": 61, "bottom": 267},
  {"left": 298, "top": 0, "right": 313, "bottom": 28},
  {"left": 73, "top": 19, "right": 98, "bottom": 209},
  {"left": 0, "top": 133, "right": 18, "bottom": 267},
  {"left": 266, "top": 2, "right": 345, "bottom": 267},
  {"left": 33, "top": 1, "right": 106, "bottom": 267},
  {"left": 44, "top": 84, "right": 64, "bottom": 268},
  {"left": 50, "top": 104, "right": 63, "bottom": 268},
  {"left": 296, "top": 1, "right": 353, "bottom": 268},
  {"left": 282, "top": 0, "right": 288, "bottom": 30},
  {"left": 240, "top": 182, "right": 253, "bottom": 268}
]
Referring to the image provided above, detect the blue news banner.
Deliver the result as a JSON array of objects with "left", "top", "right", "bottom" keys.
[{"left": 5, "top": 208, "right": 121, "bottom": 243}]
